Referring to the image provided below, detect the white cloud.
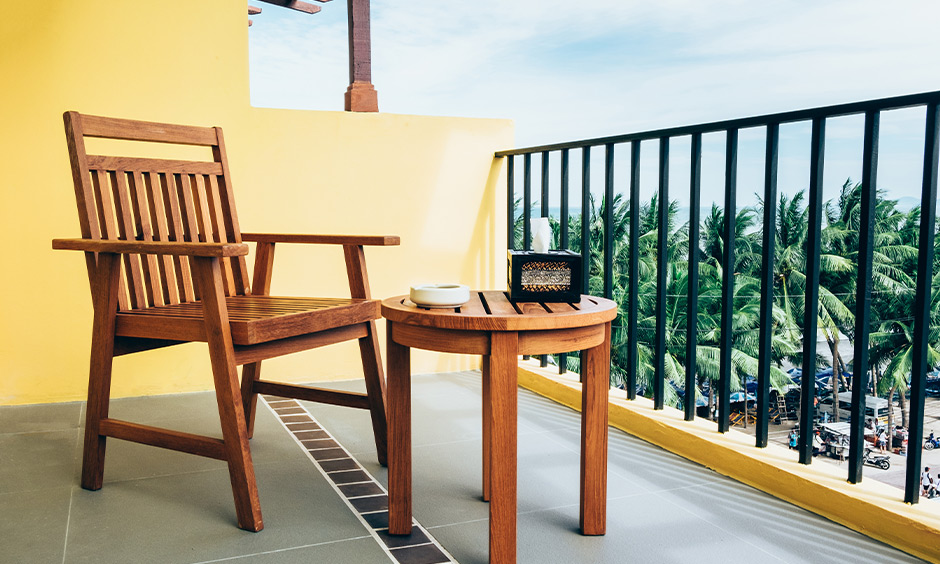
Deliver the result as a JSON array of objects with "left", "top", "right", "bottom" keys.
[{"left": 249, "top": 0, "right": 940, "bottom": 152}]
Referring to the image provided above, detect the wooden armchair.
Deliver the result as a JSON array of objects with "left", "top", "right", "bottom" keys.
[{"left": 53, "top": 111, "right": 398, "bottom": 532}]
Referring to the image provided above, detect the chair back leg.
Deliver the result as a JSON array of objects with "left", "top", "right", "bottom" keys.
[
  {"left": 359, "top": 320, "right": 388, "bottom": 466},
  {"left": 241, "top": 362, "right": 263, "bottom": 439}
]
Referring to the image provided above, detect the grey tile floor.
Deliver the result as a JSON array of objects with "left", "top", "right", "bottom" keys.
[{"left": 0, "top": 371, "right": 927, "bottom": 564}]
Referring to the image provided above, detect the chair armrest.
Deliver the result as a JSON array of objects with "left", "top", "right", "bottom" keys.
[
  {"left": 52, "top": 239, "right": 250, "bottom": 257},
  {"left": 241, "top": 233, "right": 400, "bottom": 246}
]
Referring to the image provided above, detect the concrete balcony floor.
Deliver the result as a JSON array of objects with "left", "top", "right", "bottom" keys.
[{"left": 0, "top": 371, "right": 927, "bottom": 564}]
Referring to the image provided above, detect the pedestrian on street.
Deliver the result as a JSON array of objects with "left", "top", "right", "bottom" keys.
[
  {"left": 788, "top": 430, "right": 798, "bottom": 450},
  {"left": 878, "top": 429, "right": 888, "bottom": 454},
  {"left": 922, "top": 467, "right": 932, "bottom": 497}
]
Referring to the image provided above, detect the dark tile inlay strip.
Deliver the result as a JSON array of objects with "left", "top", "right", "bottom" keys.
[
  {"left": 329, "top": 470, "right": 372, "bottom": 485},
  {"left": 339, "top": 482, "right": 385, "bottom": 498},
  {"left": 263, "top": 398, "right": 457, "bottom": 564},
  {"left": 286, "top": 421, "right": 322, "bottom": 431},
  {"left": 309, "top": 447, "right": 348, "bottom": 460},
  {"left": 280, "top": 414, "right": 311, "bottom": 424},
  {"left": 320, "top": 458, "right": 361, "bottom": 472},
  {"left": 377, "top": 527, "right": 431, "bottom": 549},
  {"left": 389, "top": 544, "right": 451, "bottom": 564},
  {"left": 362, "top": 511, "right": 390, "bottom": 529},
  {"left": 350, "top": 494, "right": 389, "bottom": 513},
  {"left": 301, "top": 438, "right": 338, "bottom": 450},
  {"left": 295, "top": 429, "right": 331, "bottom": 440}
]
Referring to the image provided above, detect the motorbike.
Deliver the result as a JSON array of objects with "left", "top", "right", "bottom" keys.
[
  {"left": 924, "top": 435, "right": 940, "bottom": 450},
  {"left": 863, "top": 448, "right": 891, "bottom": 470}
]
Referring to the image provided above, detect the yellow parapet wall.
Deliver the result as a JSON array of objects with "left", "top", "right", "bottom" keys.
[
  {"left": 0, "top": 0, "right": 512, "bottom": 405},
  {"left": 517, "top": 363, "right": 940, "bottom": 564}
]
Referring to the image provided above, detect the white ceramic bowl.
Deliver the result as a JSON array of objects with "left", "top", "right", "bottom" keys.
[{"left": 409, "top": 284, "right": 470, "bottom": 307}]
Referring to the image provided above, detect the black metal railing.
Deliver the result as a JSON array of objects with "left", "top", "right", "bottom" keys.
[{"left": 496, "top": 90, "right": 940, "bottom": 505}]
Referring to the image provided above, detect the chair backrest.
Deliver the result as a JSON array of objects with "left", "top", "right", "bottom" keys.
[{"left": 64, "top": 111, "right": 250, "bottom": 310}]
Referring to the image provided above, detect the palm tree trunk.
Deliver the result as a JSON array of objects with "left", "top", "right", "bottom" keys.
[
  {"left": 823, "top": 328, "right": 842, "bottom": 422},
  {"left": 708, "top": 385, "right": 715, "bottom": 421},
  {"left": 899, "top": 389, "right": 909, "bottom": 430},
  {"left": 887, "top": 384, "right": 897, "bottom": 451}
]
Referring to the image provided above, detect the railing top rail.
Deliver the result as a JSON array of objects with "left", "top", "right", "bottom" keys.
[{"left": 495, "top": 89, "right": 940, "bottom": 157}]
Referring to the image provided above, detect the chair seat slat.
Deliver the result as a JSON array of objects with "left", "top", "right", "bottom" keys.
[{"left": 115, "top": 296, "right": 379, "bottom": 345}]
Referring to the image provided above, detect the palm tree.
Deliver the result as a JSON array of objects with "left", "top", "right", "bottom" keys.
[{"left": 822, "top": 181, "right": 919, "bottom": 428}]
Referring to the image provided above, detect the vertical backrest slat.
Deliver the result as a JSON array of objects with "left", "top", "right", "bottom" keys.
[
  {"left": 193, "top": 174, "right": 234, "bottom": 294},
  {"left": 212, "top": 128, "right": 250, "bottom": 295},
  {"left": 161, "top": 172, "right": 197, "bottom": 302},
  {"left": 144, "top": 171, "right": 180, "bottom": 305},
  {"left": 205, "top": 174, "right": 239, "bottom": 295},
  {"left": 175, "top": 173, "right": 202, "bottom": 301},
  {"left": 63, "top": 111, "right": 247, "bottom": 310},
  {"left": 91, "top": 169, "right": 130, "bottom": 311},
  {"left": 129, "top": 171, "right": 165, "bottom": 307},
  {"left": 110, "top": 170, "right": 147, "bottom": 309}
]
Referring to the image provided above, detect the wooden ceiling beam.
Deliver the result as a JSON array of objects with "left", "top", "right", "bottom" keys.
[{"left": 256, "top": 0, "right": 322, "bottom": 14}]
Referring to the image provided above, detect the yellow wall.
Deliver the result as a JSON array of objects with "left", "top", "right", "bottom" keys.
[{"left": 0, "top": 0, "right": 512, "bottom": 405}]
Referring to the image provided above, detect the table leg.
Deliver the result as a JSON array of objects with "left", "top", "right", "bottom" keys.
[
  {"left": 580, "top": 322, "right": 610, "bottom": 536},
  {"left": 387, "top": 323, "right": 413, "bottom": 535},
  {"left": 482, "top": 358, "right": 491, "bottom": 502},
  {"left": 488, "top": 331, "right": 518, "bottom": 564}
]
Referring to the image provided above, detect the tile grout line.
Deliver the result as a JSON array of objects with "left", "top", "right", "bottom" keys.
[
  {"left": 262, "top": 397, "right": 458, "bottom": 564},
  {"left": 189, "top": 535, "right": 376, "bottom": 564},
  {"left": 60, "top": 486, "right": 75, "bottom": 564}
]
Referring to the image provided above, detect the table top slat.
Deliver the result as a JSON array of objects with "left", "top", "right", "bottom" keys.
[
  {"left": 382, "top": 291, "right": 616, "bottom": 332},
  {"left": 542, "top": 302, "right": 579, "bottom": 313},
  {"left": 481, "top": 291, "right": 520, "bottom": 316},
  {"left": 459, "top": 292, "right": 487, "bottom": 316}
]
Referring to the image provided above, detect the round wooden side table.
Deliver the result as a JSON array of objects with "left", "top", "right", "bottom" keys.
[{"left": 382, "top": 290, "right": 617, "bottom": 564}]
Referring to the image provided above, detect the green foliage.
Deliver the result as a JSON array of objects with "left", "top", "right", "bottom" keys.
[{"left": 510, "top": 178, "right": 938, "bottom": 409}]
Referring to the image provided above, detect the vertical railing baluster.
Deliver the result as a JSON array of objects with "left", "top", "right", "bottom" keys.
[
  {"left": 580, "top": 147, "right": 591, "bottom": 381},
  {"left": 521, "top": 153, "right": 533, "bottom": 362},
  {"left": 849, "top": 111, "right": 880, "bottom": 482},
  {"left": 799, "top": 117, "right": 826, "bottom": 464},
  {"left": 561, "top": 149, "right": 570, "bottom": 249},
  {"left": 685, "top": 133, "right": 702, "bottom": 421},
  {"left": 627, "top": 141, "right": 641, "bottom": 400},
  {"left": 756, "top": 123, "right": 779, "bottom": 447},
  {"left": 718, "top": 128, "right": 738, "bottom": 433},
  {"left": 654, "top": 137, "right": 669, "bottom": 409},
  {"left": 507, "top": 155, "right": 515, "bottom": 250},
  {"left": 905, "top": 103, "right": 939, "bottom": 502},
  {"left": 541, "top": 151, "right": 550, "bottom": 368},
  {"left": 523, "top": 153, "right": 532, "bottom": 251},
  {"left": 560, "top": 149, "right": 570, "bottom": 374},
  {"left": 541, "top": 151, "right": 550, "bottom": 220},
  {"left": 604, "top": 144, "right": 615, "bottom": 299}
]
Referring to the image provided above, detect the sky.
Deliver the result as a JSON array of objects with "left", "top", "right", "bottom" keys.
[{"left": 248, "top": 1, "right": 940, "bottom": 209}]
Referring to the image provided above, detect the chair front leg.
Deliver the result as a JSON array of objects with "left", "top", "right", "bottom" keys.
[
  {"left": 81, "top": 252, "right": 121, "bottom": 491},
  {"left": 192, "top": 257, "right": 263, "bottom": 532}
]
